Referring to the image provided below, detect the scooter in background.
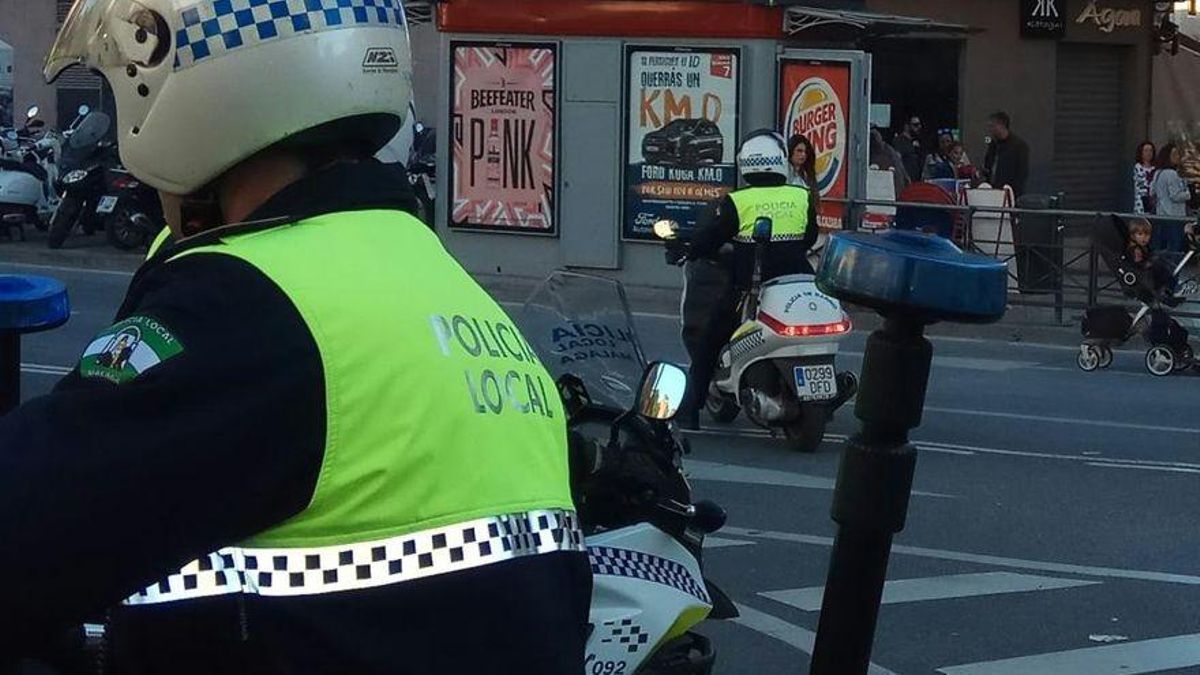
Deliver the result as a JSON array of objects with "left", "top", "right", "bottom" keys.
[
  {"left": 656, "top": 218, "right": 857, "bottom": 452},
  {"left": 0, "top": 105, "right": 65, "bottom": 236}
]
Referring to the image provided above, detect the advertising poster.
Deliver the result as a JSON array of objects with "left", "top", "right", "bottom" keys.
[
  {"left": 779, "top": 60, "right": 852, "bottom": 230},
  {"left": 450, "top": 41, "right": 557, "bottom": 234},
  {"left": 622, "top": 46, "right": 740, "bottom": 241}
]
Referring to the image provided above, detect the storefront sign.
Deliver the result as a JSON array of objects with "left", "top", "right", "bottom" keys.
[
  {"left": 621, "top": 46, "right": 740, "bottom": 241},
  {"left": 450, "top": 41, "right": 558, "bottom": 234},
  {"left": 1021, "top": 0, "right": 1066, "bottom": 38},
  {"left": 779, "top": 60, "right": 851, "bottom": 230},
  {"left": 1075, "top": 0, "right": 1142, "bottom": 33}
]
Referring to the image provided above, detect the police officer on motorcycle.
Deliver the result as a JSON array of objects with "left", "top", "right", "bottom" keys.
[
  {"left": 679, "top": 130, "right": 818, "bottom": 429},
  {"left": 0, "top": 0, "right": 590, "bottom": 672}
]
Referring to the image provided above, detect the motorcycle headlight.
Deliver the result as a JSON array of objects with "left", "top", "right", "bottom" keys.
[{"left": 63, "top": 169, "right": 88, "bottom": 185}]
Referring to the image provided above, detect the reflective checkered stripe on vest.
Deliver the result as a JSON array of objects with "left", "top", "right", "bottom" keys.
[
  {"left": 125, "top": 210, "right": 581, "bottom": 605},
  {"left": 729, "top": 185, "right": 811, "bottom": 243}
]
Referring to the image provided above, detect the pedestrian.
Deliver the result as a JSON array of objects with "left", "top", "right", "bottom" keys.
[
  {"left": 6, "top": 0, "right": 591, "bottom": 671},
  {"left": 788, "top": 133, "right": 819, "bottom": 202},
  {"left": 892, "top": 115, "right": 925, "bottom": 181},
  {"left": 950, "top": 142, "right": 979, "bottom": 183},
  {"left": 982, "top": 111, "right": 1030, "bottom": 197},
  {"left": 1133, "top": 141, "right": 1157, "bottom": 215},
  {"left": 923, "top": 132, "right": 957, "bottom": 181},
  {"left": 871, "top": 128, "right": 911, "bottom": 197},
  {"left": 1151, "top": 142, "right": 1191, "bottom": 252}
]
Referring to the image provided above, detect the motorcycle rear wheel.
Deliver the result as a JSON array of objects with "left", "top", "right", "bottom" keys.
[
  {"left": 638, "top": 631, "right": 716, "bottom": 675},
  {"left": 705, "top": 390, "right": 740, "bottom": 424},
  {"left": 106, "top": 211, "right": 150, "bottom": 250},
  {"left": 784, "top": 408, "right": 828, "bottom": 453}
]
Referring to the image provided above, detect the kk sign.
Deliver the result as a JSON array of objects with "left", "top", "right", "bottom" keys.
[{"left": 1022, "top": 0, "right": 1066, "bottom": 38}]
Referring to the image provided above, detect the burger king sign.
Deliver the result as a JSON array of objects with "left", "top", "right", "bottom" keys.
[{"left": 784, "top": 77, "right": 846, "bottom": 196}]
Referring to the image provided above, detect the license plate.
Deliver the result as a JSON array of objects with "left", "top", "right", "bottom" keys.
[
  {"left": 96, "top": 196, "right": 118, "bottom": 214},
  {"left": 794, "top": 362, "right": 838, "bottom": 402}
]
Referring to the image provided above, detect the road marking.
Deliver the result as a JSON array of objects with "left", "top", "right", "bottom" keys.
[
  {"left": 730, "top": 603, "right": 900, "bottom": 675},
  {"left": 0, "top": 262, "right": 134, "bottom": 277},
  {"left": 924, "top": 406, "right": 1200, "bottom": 435},
  {"left": 916, "top": 439, "right": 1200, "bottom": 472},
  {"left": 684, "top": 460, "right": 954, "bottom": 499},
  {"left": 1086, "top": 462, "right": 1200, "bottom": 475},
  {"left": 703, "top": 536, "right": 756, "bottom": 549},
  {"left": 722, "top": 526, "right": 1200, "bottom": 586},
  {"left": 21, "top": 363, "right": 72, "bottom": 376},
  {"left": 761, "top": 572, "right": 1099, "bottom": 612},
  {"left": 937, "top": 633, "right": 1200, "bottom": 675},
  {"left": 840, "top": 351, "right": 1031, "bottom": 372}
]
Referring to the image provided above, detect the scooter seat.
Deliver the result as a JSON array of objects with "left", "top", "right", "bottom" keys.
[{"left": 0, "top": 157, "right": 47, "bottom": 182}]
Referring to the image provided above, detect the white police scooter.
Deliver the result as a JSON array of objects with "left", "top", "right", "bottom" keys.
[
  {"left": 0, "top": 105, "right": 72, "bottom": 233},
  {"left": 657, "top": 218, "right": 857, "bottom": 452}
]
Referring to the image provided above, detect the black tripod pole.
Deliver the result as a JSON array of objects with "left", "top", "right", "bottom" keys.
[
  {"left": 0, "top": 331, "right": 19, "bottom": 415},
  {"left": 810, "top": 315, "right": 933, "bottom": 675}
]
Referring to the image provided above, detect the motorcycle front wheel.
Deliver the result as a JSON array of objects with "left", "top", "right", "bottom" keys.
[{"left": 46, "top": 195, "right": 81, "bottom": 249}]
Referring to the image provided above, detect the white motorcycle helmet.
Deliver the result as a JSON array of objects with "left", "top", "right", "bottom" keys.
[
  {"left": 43, "top": 0, "right": 413, "bottom": 196},
  {"left": 736, "top": 129, "right": 789, "bottom": 181}
]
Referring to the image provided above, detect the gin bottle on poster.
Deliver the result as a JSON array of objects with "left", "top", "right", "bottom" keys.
[{"left": 486, "top": 119, "right": 502, "bottom": 187}]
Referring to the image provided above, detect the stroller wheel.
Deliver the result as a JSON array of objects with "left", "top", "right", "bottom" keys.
[
  {"left": 1098, "top": 347, "right": 1114, "bottom": 369},
  {"left": 1077, "top": 345, "right": 1101, "bottom": 372},
  {"left": 1146, "top": 346, "right": 1175, "bottom": 377}
]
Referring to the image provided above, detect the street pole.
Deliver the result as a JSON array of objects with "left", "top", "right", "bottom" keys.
[{"left": 809, "top": 230, "right": 1007, "bottom": 675}]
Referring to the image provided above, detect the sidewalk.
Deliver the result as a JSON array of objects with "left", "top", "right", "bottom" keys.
[{"left": 0, "top": 230, "right": 1105, "bottom": 347}]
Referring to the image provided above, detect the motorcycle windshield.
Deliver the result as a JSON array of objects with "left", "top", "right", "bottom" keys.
[
  {"left": 68, "top": 112, "right": 111, "bottom": 151},
  {"left": 517, "top": 271, "right": 647, "bottom": 412}
]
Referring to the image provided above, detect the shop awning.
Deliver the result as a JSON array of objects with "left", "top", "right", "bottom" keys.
[{"left": 782, "top": 6, "right": 974, "bottom": 37}]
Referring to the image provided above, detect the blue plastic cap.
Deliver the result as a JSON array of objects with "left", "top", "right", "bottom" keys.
[
  {"left": 0, "top": 275, "right": 71, "bottom": 334},
  {"left": 817, "top": 230, "right": 1008, "bottom": 324}
]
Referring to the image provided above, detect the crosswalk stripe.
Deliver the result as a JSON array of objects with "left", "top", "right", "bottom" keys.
[
  {"left": 703, "top": 536, "right": 756, "bottom": 549},
  {"left": 683, "top": 460, "right": 955, "bottom": 499},
  {"left": 937, "top": 633, "right": 1200, "bottom": 675},
  {"left": 761, "top": 572, "right": 1099, "bottom": 612}
]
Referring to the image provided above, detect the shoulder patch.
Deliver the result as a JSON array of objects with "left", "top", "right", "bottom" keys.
[{"left": 79, "top": 315, "right": 185, "bottom": 384}]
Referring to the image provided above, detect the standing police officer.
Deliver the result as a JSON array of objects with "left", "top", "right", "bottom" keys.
[
  {"left": 0, "top": 0, "right": 590, "bottom": 672},
  {"left": 678, "top": 130, "right": 818, "bottom": 429}
]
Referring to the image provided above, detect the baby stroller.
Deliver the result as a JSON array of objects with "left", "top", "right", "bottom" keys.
[{"left": 1078, "top": 216, "right": 1198, "bottom": 376}]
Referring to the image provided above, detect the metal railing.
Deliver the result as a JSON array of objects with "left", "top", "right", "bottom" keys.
[{"left": 824, "top": 197, "right": 1199, "bottom": 324}]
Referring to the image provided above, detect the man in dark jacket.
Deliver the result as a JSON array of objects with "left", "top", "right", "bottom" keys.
[{"left": 983, "top": 111, "right": 1031, "bottom": 197}]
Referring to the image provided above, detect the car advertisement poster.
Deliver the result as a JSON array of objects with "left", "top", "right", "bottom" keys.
[
  {"left": 622, "top": 46, "right": 740, "bottom": 241},
  {"left": 450, "top": 41, "right": 558, "bottom": 234},
  {"left": 779, "top": 60, "right": 852, "bottom": 230}
]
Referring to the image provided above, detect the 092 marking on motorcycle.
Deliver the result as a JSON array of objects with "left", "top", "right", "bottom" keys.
[{"left": 584, "top": 655, "right": 628, "bottom": 674}]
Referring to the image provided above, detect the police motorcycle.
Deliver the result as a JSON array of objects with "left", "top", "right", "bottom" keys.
[
  {"left": 655, "top": 218, "right": 857, "bottom": 452},
  {"left": 519, "top": 271, "right": 737, "bottom": 674},
  {"left": 0, "top": 105, "right": 65, "bottom": 234},
  {"left": 47, "top": 109, "right": 163, "bottom": 250}
]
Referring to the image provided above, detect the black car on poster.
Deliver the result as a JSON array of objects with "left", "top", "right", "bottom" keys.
[{"left": 641, "top": 118, "right": 724, "bottom": 167}]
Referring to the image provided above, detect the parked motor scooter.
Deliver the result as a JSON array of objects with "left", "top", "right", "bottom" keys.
[
  {"left": 656, "top": 218, "right": 857, "bottom": 452},
  {"left": 48, "top": 109, "right": 162, "bottom": 250},
  {"left": 0, "top": 105, "right": 64, "bottom": 235}
]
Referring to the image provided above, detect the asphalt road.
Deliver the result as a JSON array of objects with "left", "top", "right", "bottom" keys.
[{"left": 3, "top": 261, "right": 1200, "bottom": 674}]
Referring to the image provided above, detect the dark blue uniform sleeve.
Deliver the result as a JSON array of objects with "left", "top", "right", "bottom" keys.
[
  {"left": 689, "top": 195, "right": 739, "bottom": 260},
  {"left": 0, "top": 253, "right": 326, "bottom": 655}
]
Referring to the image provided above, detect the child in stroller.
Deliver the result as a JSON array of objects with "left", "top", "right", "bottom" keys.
[{"left": 1078, "top": 216, "right": 1198, "bottom": 376}]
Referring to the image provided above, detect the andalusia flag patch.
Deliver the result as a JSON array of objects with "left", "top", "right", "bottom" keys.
[{"left": 79, "top": 315, "right": 185, "bottom": 384}]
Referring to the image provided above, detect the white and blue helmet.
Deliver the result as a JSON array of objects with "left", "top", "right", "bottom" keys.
[{"left": 737, "top": 129, "right": 789, "bottom": 180}]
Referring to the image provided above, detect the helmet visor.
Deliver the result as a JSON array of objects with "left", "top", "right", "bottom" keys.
[{"left": 45, "top": 0, "right": 165, "bottom": 84}]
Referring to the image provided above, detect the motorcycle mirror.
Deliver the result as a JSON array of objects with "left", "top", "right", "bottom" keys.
[
  {"left": 753, "top": 217, "right": 773, "bottom": 244},
  {"left": 77, "top": 105, "right": 91, "bottom": 117},
  {"left": 635, "top": 362, "right": 688, "bottom": 421},
  {"left": 25, "top": 105, "right": 39, "bottom": 120},
  {"left": 652, "top": 219, "right": 680, "bottom": 241}
]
